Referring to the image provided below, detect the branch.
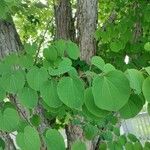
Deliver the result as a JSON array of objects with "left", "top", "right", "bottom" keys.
[
  {"left": 9, "top": 94, "right": 32, "bottom": 126},
  {"left": 0, "top": 131, "right": 16, "bottom": 150},
  {"left": 34, "top": 18, "right": 53, "bottom": 64}
]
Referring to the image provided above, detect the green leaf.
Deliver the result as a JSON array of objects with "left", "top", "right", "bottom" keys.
[
  {"left": 83, "top": 124, "right": 98, "bottom": 140},
  {"left": 0, "top": 87, "right": 5, "bottom": 102},
  {"left": 118, "top": 135, "right": 127, "bottom": 146},
  {"left": 24, "top": 43, "right": 37, "bottom": 56},
  {"left": 71, "top": 140, "right": 86, "bottom": 150},
  {"left": 57, "top": 77, "right": 84, "bottom": 109},
  {"left": 144, "top": 42, "right": 150, "bottom": 51},
  {"left": 19, "top": 54, "right": 34, "bottom": 69},
  {"left": 45, "top": 129, "right": 65, "bottom": 150},
  {"left": 128, "top": 133, "right": 139, "bottom": 142},
  {"left": 111, "top": 141, "right": 122, "bottom": 150},
  {"left": 16, "top": 126, "right": 41, "bottom": 150},
  {"left": 125, "top": 142, "right": 134, "bottom": 150},
  {"left": 30, "top": 114, "right": 41, "bottom": 127},
  {"left": 92, "top": 70, "right": 130, "bottom": 111},
  {"left": 145, "top": 67, "right": 150, "bottom": 75},
  {"left": 147, "top": 103, "right": 150, "bottom": 115},
  {"left": 119, "top": 94, "right": 143, "bottom": 119},
  {"left": 125, "top": 69, "right": 144, "bottom": 94},
  {"left": 54, "top": 39, "right": 66, "bottom": 57},
  {"left": 49, "top": 58, "right": 72, "bottom": 76},
  {"left": 103, "top": 131, "right": 113, "bottom": 141},
  {"left": 110, "top": 41, "right": 123, "bottom": 52},
  {"left": 66, "top": 41, "right": 80, "bottom": 60},
  {"left": 0, "top": 138, "right": 5, "bottom": 149},
  {"left": 27, "top": 67, "right": 49, "bottom": 91},
  {"left": 2, "top": 70, "right": 25, "bottom": 94},
  {"left": 134, "top": 142, "right": 143, "bottom": 150},
  {"left": 113, "top": 127, "right": 120, "bottom": 136},
  {"left": 0, "top": 1, "right": 8, "bottom": 19},
  {"left": 68, "top": 67, "right": 79, "bottom": 78},
  {"left": 40, "top": 80, "right": 62, "bottom": 108},
  {"left": 0, "top": 63, "right": 11, "bottom": 75},
  {"left": 84, "top": 88, "right": 109, "bottom": 118},
  {"left": 103, "top": 63, "right": 116, "bottom": 73},
  {"left": 99, "top": 143, "right": 107, "bottom": 150},
  {"left": 144, "top": 142, "right": 150, "bottom": 149},
  {"left": 142, "top": 77, "right": 150, "bottom": 103},
  {"left": 91, "top": 56, "right": 105, "bottom": 71},
  {"left": 18, "top": 87, "right": 38, "bottom": 109},
  {"left": 82, "top": 105, "right": 102, "bottom": 121},
  {"left": 3, "top": 53, "right": 19, "bottom": 65},
  {"left": 43, "top": 46, "right": 58, "bottom": 62},
  {"left": 0, "top": 107, "right": 20, "bottom": 132}
]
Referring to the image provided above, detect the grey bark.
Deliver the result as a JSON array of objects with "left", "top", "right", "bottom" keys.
[
  {"left": 77, "top": 0, "right": 98, "bottom": 63},
  {"left": 65, "top": 0, "right": 98, "bottom": 149},
  {"left": 54, "top": 0, "right": 75, "bottom": 41},
  {"left": 0, "top": 19, "right": 22, "bottom": 58}
]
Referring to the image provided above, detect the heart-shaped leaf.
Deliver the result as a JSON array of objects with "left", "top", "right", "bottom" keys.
[
  {"left": 40, "top": 80, "right": 62, "bottom": 108},
  {"left": 92, "top": 70, "right": 130, "bottom": 111},
  {"left": 45, "top": 129, "right": 65, "bottom": 150},
  {"left": 18, "top": 87, "right": 38, "bottom": 109},
  {"left": 84, "top": 88, "right": 109, "bottom": 118},
  {"left": 16, "top": 126, "right": 41, "bottom": 150},
  {"left": 1, "top": 70, "right": 25, "bottom": 94},
  {"left": 27, "top": 67, "right": 49, "bottom": 91},
  {"left": 0, "top": 107, "right": 20, "bottom": 132},
  {"left": 57, "top": 77, "right": 84, "bottom": 109},
  {"left": 119, "top": 94, "right": 143, "bottom": 119},
  {"left": 125, "top": 69, "right": 144, "bottom": 94}
]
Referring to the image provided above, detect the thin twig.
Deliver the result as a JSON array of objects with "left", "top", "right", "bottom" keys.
[{"left": 34, "top": 18, "right": 53, "bottom": 64}]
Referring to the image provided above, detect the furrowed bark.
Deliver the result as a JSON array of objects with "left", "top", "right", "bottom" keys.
[
  {"left": 76, "top": 0, "right": 98, "bottom": 149},
  {"left": 77, "top": 0, "right": 98, "bottom": 63},
  {"left": 66, "top": 0, "right": 98, "bottom": 149},
  {"left": 0, "top": 19, "right": 22, "bottom": 58},
  {"left": 54, "top": 0, "right": 75, "bottom": 41}
]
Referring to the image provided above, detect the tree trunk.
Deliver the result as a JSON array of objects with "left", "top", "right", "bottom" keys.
[
  {"left": 54, "top": 0, "right": 98, "bottom": 149},
  {"left": 77, "top": 0, "right": 98, "bottom": 63},
  {"left": 66, "top": 1, "right": 98, "bottom": 149},
  {"left": 54, "top": 0, "right": 75, "bottom": 41},
  {"left": 0, "top": 19, "right": 22, "bottom": 58}
]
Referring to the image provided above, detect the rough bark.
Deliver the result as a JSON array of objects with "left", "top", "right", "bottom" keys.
[
  {"left": 65, "top": 124, "right": 84, "bottom": 150},
  {"left": 77, "top": 0, "right": 98, "bottom": 63},
  {"left": 54, "top": 0, "right": 75, "bottom": 41},
  {"left": 0, "top": 19, "right": 22, "bottom": 58},
  {"left": 65, "top": 0, "right": 98, "bottom": 149}
]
